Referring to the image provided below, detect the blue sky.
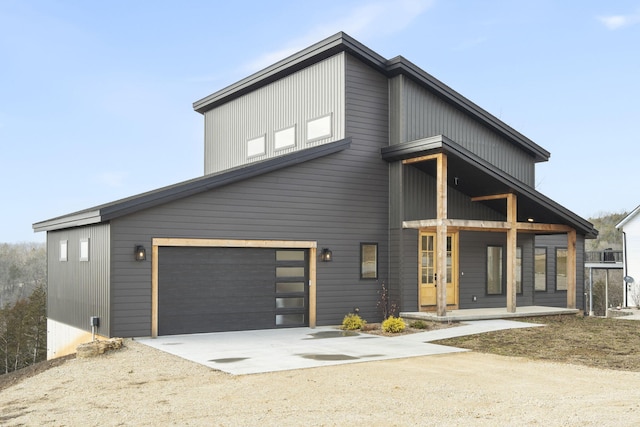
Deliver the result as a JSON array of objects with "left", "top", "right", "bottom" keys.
[{"left": 1, "top": 0, "right": 639, "bottom": 243}]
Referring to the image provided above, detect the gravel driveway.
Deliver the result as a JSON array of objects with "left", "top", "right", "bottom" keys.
[{"left": 2, "top": 339, "right": 639, "bottom": 426}]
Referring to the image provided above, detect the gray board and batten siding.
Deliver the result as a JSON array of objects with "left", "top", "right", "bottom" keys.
[
  {"left": 106, "top": 56, "right": 390, "bottom": 337},
  {"left": 389, "top": 74, "right": 536, "bottom": 186},
  {"left": 46, "top": 224, "right": 111, "bottom": 337}
]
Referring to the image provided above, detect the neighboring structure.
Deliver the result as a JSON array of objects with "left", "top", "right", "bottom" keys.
[
  {"left": 34, "top": 33, "right": 597, "bottom": 359},
  {"left": 616, "top": 206, "right": 640, "bottom": 307}
]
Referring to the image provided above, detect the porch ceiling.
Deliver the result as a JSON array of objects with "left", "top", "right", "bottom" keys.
[{"left": 381, "top": 135, "right": 597, "bottom": 238}]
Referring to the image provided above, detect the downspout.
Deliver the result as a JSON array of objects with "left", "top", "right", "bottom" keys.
[{"left": 622, "top": 231, "right": 628, "bottom": 307}]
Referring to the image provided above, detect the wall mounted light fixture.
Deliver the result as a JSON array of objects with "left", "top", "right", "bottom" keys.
[
  {"left": 134, "top": 245, "right": 146, "bottom": 261},
  {"left": 320, "top": 248, "right": 333, "bottom": 262}
]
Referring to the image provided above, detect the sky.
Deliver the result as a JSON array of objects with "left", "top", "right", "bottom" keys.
[{"left": 1, "top": 0, "right": 639, "bottom": 243}]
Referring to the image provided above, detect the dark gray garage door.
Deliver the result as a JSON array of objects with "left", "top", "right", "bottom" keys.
[{"left": 158, "top": 247, "right": 308, "bottom": 335}]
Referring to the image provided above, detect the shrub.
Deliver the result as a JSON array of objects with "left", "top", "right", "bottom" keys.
[
  {"left": 382, "top": 316, "right": 406, "bottom": 333},
  {"left": 409, "top": 320, "right": 427, "bottom": 329},
  {"left": 342, "top": 313, "right": 366, "bottom": 330}
]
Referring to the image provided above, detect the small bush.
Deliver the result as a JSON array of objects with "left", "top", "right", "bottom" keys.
[
  {"left": 382, "top": 316, "right": 406, "bottom": 333},
  {"left": 409, "top": 320, "right": 428, "bottom": 329},
  {"left": 342, "top": 313, "right": 366, "bottom": 330}
]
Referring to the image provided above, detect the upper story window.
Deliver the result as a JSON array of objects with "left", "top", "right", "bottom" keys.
[
  {"left": 247, "top": 135, "right": 265, "bottom": 158},
  {"left": 59, "top": 240, "right": 68, "bottom": 262},
  {"left": 274, "top": 125, "right": 296, "bottom": 150},
  {"left": 306, "top": 114, "right": 332, "bottom": 142},
  {"left": 80, "top": 238, "right": 90, "bottom": 262}
]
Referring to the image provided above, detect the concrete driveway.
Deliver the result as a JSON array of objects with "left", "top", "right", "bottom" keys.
[{"left": 137, "top": 319, "right": 541, "bottom": 375}]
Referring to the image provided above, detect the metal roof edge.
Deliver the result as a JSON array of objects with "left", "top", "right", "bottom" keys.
[
  {"left": 32, "top": 210, "right": 102, "bottom": 233},
  {"left": 35, "top": 138, "right": 352, "bottom": 232},
  {"left": 385, "top": 56, "right": 550, "bottom": 163},
  {"left": 616, "top": 204, "right": 640, "bottom": 229},
  {"left": 193, "top": 32, "right": 386, "bottom": 114}
]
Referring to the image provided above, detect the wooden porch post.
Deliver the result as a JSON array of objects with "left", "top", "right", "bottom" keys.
[
  {"left": 436, "top": 154, "right": 448, "bottom": 317},
  {"left": 506, "top": 194, "right": 517, "bottom": 313},
  {"left": 567, "top": 229, "right": 577, "bottom": 309}
]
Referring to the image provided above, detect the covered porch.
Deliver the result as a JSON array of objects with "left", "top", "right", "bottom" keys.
[{"left": 401, "top": 305, "right": 580, "bottom": 322}]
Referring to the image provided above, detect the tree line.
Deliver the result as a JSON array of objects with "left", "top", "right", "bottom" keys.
[{"left": 0, "top": 243, "right": 47, "bottom": 374}]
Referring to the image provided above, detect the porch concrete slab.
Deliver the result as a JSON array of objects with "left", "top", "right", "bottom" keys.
[
  {"left": 401, "top": 305, "right": 579, "bottom": 322},
  {"left": 136, "top": 319, "right": 541, "bottom": 375}
]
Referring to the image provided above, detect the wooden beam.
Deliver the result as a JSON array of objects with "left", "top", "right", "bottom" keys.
[
  {"left": 567, "top": 229, "right": 577, "bottom": 309},
  {"left": 436, "top": 153, "right": 448, "bottom": 317},
  {"left": 309, "top": 247, "right": 317, "bottom": 328},
  {"left": 151, "top": 243, "right": 159, "bottom": 338},
  {"left": 152, "top": 238, "right": 317, "bottom": 249},
  {"left": 471, "top": 193, "right": 511, "bottom": 202},
  {"left": 506, "top": 194, "right": 517, "bottom": 313},
  {"left": 404, "top": 218, "right": 574, "bottom": 234},
  {"left": 402, "top": 154, "right": 440, "bottom": 165}
]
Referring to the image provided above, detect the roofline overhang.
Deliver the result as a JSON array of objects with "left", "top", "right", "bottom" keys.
[
  {"left": 382, "top": 135, "right": 597, "bottom": 238},
  {"left": 33, "top": 137, "right": 352, "bottom": 233},
  {"left": 616, "top": 204, "right": 640, "bottom": 229},
  {"left": 192, "top": 32, "right": 549, "bottom": 163}
]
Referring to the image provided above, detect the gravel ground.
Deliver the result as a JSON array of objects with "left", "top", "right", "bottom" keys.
[{"left": 1, "top": 339, "right": 639, "bottom": 426}]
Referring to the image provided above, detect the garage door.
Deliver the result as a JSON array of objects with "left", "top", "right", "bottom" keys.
[{"left": 158, "top": 247, "right": 308, "bottom": 335}]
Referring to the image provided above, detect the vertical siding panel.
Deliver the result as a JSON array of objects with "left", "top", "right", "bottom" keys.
[
  {"left": 394, "top": 78, "right": 535, "bottom": 185},
  {"left": 47, "top": 224, "right": 110, "bottom": 336},
  {"left": 204, "top": 54, "right": 346, "bottom": 175}
]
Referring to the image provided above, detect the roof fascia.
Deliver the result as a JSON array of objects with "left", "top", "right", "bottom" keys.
[
  {"left": 193, "top": 32, "right": 387, "bottom": 114},
  {"left": 34, "top": 138, "right": 352, "bottom": 232},
  {"left": 385, "top": 56, "right": 550, "bottom": 163},
  {"left": 32, "top": 210, "right": 102, "bottom": 233},
  {"left": 616, "top": 204, "right": 640, "bottom": 229}
]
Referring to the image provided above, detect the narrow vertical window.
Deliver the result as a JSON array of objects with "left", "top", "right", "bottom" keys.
[
  {"left": 361, "top": 243, "right": 378, "bottom": 279},
  {"left": 80, "top": 238, "right": 90, "bottom": 262},
  {"left": 535, "top": 247, "right": 547, "bottom": 291},
  {"left": 556, "top": 248, "right": 568, "bottom": 291},
  {"left": 487, "top": 246, "right": 503, "bottom": 295},
  {"left": 59, "top": 240, "right": 68, "bottom": 262},
  {"left": 516, "top": 246, "right": 522, "bottom": 294}
]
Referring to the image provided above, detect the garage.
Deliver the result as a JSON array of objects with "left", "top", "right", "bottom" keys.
[{"left": 157, "top": 246, "right": 309, "bottom": 335}]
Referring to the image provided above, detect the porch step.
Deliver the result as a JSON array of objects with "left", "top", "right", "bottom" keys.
[{"left": 400, "top": 306, "right": 580, "bottom": 323}]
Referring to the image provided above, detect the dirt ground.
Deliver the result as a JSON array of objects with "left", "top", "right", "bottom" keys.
[{"left": 1, "top": 339, "right": 639, "bottom": 426}]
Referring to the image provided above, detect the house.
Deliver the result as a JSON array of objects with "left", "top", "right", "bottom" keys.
[
  {"left": 616, "top": 206, "right": 640, "bottom": 307},
  {"left": 33, "top": 32, "right": 597, "bottom": 359}
]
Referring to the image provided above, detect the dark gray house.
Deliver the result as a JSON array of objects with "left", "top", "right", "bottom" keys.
[{"left": 34, "top": 33, "right": 597, "bottom": 359}]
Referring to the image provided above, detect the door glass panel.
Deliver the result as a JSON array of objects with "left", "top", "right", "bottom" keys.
[
  {"left": 276, "top": 282, "right": 305, "bottom": 293},
  {"left": 276, "top": 251, "right": 305, "bottom": 261},
  {"left": 276, "top": 314, "right": 305, "bottom": 326},
  {"left": 276, "top": 297, "right": 305, "bottom": 308},
  {"left": 276, "top": 267, "right": 305, "bottom": 277}
]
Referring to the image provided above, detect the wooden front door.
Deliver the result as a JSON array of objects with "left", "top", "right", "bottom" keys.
[{"left": 419, "top": 232, "right": 458, "bottom": 309}]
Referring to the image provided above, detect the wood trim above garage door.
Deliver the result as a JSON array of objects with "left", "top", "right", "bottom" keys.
[{"left": 151, "top": 238, "right": 317, "bottom": 337}]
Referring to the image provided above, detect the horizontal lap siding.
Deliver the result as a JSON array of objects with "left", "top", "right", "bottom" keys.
[
  {"left": 109, "top": 54, "right": 389, "bottom": 336},
  {"left": 534, "top": 234, "right": 584, "bottom": 309}
]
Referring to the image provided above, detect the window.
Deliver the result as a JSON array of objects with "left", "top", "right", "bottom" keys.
[
  {"left": 59, "top": 240, "right": 68, "bottom": 262},
  {"left": 487, "top": 246, "right": 503, "bottom": 295},
  {"left": 360, "top": 243, "right": 378, "bottom": 279},
  {"left": 274, "top": 125, "right": 296, "bottom": 150},
  {"left": 535, "top": 247, "right": 547, "bottom": 291},
  {"left": 247, "top": 135, "right": 265, "bottom": 157},
  {"left": 79, "top": 238, "right": 89, "bottom": 262},
  {"left": 306, "top": 114, "right": 332, "bottom": 142},
  {"left": 556, "top": 248, "right": 568, "bottom": 291},
  {"left": 487, "top": 245, "right": 523, "bottom": 295}
]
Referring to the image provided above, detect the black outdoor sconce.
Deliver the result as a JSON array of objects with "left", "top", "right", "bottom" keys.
[
  {"left": 134, "top": 245, "right": 146, "bottom": 261},
  {"left": 320, "top": 248, "right": 333, "bottom": 262}
]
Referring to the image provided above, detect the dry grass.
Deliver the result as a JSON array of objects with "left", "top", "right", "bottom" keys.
[{"left": 434, "top": 315, "right": 640, "bottom": 371}]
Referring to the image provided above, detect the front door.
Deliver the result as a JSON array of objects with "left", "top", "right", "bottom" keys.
[{"left": 419, "top": 232, "right": 458, "bottom": 309}]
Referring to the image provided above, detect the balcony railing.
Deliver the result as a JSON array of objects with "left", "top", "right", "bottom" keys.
[{"left": 585, "top": 250, "right": 623, "bottom": 263}]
